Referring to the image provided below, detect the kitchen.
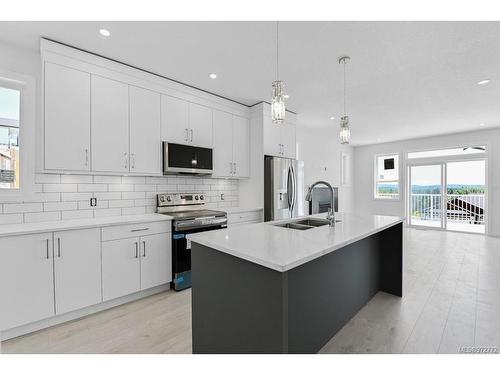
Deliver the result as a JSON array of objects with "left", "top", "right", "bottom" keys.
[{"left": 0, "top": 5, "right": 500, "bottom": 373}]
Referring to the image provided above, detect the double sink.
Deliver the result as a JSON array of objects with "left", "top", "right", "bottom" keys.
[{"left": 273, "top": 217, "right": 342, "bottom": 231}]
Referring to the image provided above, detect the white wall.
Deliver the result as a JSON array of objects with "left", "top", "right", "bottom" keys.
[
  {"left": 296, "top": 123, "right": 354, "bottom": 213},
  {"left": 353, "top": 128, "right": 500, "bottom": 236}
]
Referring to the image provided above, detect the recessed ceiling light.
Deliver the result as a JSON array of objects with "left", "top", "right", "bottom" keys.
[
  {"left": 477, "top": 79, "right": 490, "bottom": 85},
  {"left": 283, "top": 94, "right": 290, "bottom": 99},
  {"left": 99, "top": 28, "right": 111, "bottom": 37},
  {"left": 329, "top": 116, "right": 335, "bottom": 120},
  {"left": 209, "top": 73, "right": 217, "bottom": 79}
]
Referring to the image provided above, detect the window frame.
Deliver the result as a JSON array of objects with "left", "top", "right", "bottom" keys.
[
  {"left": 0, "top": 69, "right": 36, "bottom": 202},
  {"left": 374, "top": 152, "right": 401, "bottom": 201}
]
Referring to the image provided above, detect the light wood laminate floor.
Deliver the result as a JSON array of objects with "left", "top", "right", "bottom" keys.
[{"left": 3, "top": 228, "right": 500, "bottom": 354}]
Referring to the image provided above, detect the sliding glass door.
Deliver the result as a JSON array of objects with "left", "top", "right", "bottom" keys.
[
  {"left": 409, "top": 164, "right": 444, "bottom": 228},
  {"left": 408, "top": 160, "right": 486, "bottom": 234}
]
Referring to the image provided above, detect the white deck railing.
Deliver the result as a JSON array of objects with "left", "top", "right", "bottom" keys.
[{"left": 410, "top": 193, "right": 485, "bottom": 224}]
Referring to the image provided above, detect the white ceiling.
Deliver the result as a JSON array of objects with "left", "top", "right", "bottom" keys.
[{"left": 1, "top": 21, "right": 500, "bottom": 146}]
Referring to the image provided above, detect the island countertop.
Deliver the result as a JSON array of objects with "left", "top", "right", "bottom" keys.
[{"left": 187, "top": 212, "right": 404, "bottom": 272}]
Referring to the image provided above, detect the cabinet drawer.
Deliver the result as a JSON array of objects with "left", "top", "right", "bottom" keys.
[
  {"left": 102, "top": 221, "right": 171, "bottom": 241},
  {"left": 227, "top": 210, "right": 263, "bottom": 225}
]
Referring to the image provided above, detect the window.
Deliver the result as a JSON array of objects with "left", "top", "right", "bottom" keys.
[
  {"left": 407, "top": 146, "right": 486, "bottom": 159},
  {"left": 375, "top": 154, "right": 399, "bottom": 199},
  {"left": 0, "top": 85, "right": 20, "bottom": 190}
]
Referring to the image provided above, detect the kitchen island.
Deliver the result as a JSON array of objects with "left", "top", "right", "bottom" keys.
[{"left": 188, "top": 212, "right": 404, "bottom": 354}]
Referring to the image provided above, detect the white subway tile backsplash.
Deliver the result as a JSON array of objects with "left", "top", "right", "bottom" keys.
[
  {"left": 43, "top": 184, "right": 78, "bottom": 193},
  {"left": 78, "top": 184, "right": 108, "bottom": 192},
  {"left": 93, "top": 176, "right": 122, "bottom": 184},
  {"left": 0, "top": 214, "right": 24, "bottom": 225},
  {"left": 61, "top": 175, "right": 93, "bottom": 184},
  {"left": 109, "top": 199, "right": 134, "bottom": 208},
  {"left": 94, "top": 208, "right": 122, "bottom": 218},
  {"left": 61, "top": 210, "right": 94, "bottom": 220},
  {"left": 108, "top": 184, "right": 134, "bottom": 192},
  {"left": 0, "top": 174, "right": 239, "bottom": 225},
  {"left": 3, "top": 202, "right": 43, "bottom": 214},
  {"left": 24, "top": 211, "right": 61, "bottom": 223},
  {"left": 44, "top": 201, "right": 78, "bottom": 212}
]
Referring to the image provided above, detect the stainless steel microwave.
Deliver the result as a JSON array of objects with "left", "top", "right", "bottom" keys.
[{"left": 163, "top": 142, "right": 213, "bottom": 175}]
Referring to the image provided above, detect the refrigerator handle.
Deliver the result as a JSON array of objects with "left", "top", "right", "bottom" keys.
[
  {"left": 287, "top": 166, "right": 292, "bottom": 213},
  {"left": 290, "top": 164, "right": 297, "bottom": 215}
]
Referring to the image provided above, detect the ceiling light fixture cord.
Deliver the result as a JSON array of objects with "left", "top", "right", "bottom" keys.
[{"left": 276, "top": 21, "right": 279, "bottom": 80}]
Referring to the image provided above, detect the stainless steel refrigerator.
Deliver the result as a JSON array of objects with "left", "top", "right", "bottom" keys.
[{"left": 264, "top": 155, "right": 305, "bottom": 222}]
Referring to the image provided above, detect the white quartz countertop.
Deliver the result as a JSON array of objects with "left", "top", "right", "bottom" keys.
[
  {"left": 223, "top": 207, "right": 263, "bottom": 214},
  {"left": 187, "top": 212, "right": 404, "bottom": 272},
  {"left": 0, "top": 213, "right": 172, "bottom": 237}
]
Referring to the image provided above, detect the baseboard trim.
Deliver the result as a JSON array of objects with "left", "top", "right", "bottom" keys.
[{"left": 0, "top": 284, "right": 170, "bottom": 342}]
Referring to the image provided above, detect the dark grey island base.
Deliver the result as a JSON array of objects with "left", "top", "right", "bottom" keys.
[{"left": 191, "top": 222, "right": 403, "bottom": 354}]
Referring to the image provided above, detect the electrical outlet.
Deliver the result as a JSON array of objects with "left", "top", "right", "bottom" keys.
[
  {"left": 90, "top": 197, "right": 97, "bottom": 207},
  {"left": 220, "top": 193, "right": 225, "bottom": 201}
]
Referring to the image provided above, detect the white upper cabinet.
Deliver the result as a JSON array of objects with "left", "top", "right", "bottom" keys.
[
  {"left": 91, "top": 75, "right": 130, "bottom": 173},
  {"left": 232, "top": 115, "right": 250, "bottom": 178},
  {"left": 161, "top": 95, "right": 190, "bottom": 144},
  {"left": 129, "top": 86, "right": 162, "bottom": 175},
  {"left": 263, "top": 117, "right": 283, "bottom": 157},
  {"left": 281, "top": 121, "right": 297, "bottom": 159},
  {"left": 0, "top": 233, "right": 55, "bottom": 331},
  {"left": 212, "top": 110, "right": 234, "bottom": 177},
  {"left": 212, "top": 110, "right": 250, "bottom": 178},
  {"left": 263, "top": 117, "right": 296, "bottom": 159},
  {"left": 44, "top": 63, "right": 91, "bottom": 171},
  {"left": 53, "top": 228, "right": 102, "bottom": 315},
  {"left": 189, "top": 103, "right": 213, "bottom": 148}
]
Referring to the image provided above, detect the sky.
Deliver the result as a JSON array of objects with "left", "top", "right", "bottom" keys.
[
  {"left": 411, "top": 160, "right": 485, "bottom": 186},
  {"left": 0, "top": 86, "right": 20, "bottom": 121}
]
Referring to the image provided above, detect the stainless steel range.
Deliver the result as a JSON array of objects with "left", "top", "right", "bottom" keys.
[{"left": 157, "top": 193, "right": 227, "bottom": 291}]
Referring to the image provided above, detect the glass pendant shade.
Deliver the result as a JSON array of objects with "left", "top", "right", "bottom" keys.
[
  {"left": 271, "top": 80, "right": 285, "bottom": 123},
  {"left": 339, "top": 115, "right": 351, "bottom": 144}
]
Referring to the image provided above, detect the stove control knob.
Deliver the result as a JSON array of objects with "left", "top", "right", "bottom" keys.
[
  {"left": 159, "top": 196, "right": 165, "bottom": 202},
  {"left": 166, "top": 196, "right": 172, "bottom": 202},
  {"left": 200, "top": 195, "right": 204, "bottom": 201},
  {"left": 195, "top": 195, "right": 199, "bottom": 200}
]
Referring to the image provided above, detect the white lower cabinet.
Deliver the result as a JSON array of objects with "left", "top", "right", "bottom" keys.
[
  {"left": 0, "top": 233, "right": 55, "bottom": 331},
  {"left": 53, "top": 228, "right": 102, "bottom": 315},
  {"left": 227, "top": 210, "right": 264, "bottom": 227},
  {"left": 102, "top": 238, "right": 141, "bottom": 301},
  {"left": 140, "top": 233, "right": 172, "bottom": 290},
  {"left": 102, "top": 228, "right": 171, "bottom": 301}
]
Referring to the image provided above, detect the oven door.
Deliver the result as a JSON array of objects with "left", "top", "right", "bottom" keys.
[
  {"left": 171, "top": 224, "right": 224, "bottom": 291},
  {"left": 163, "top": 142, "right": 213, "bottom": 175}
]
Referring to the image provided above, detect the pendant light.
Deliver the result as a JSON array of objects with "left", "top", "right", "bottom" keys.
[
  {"left": 271, "top": 21, "right": 285, "bottom": 123},
  {"left": 339, "top": 56, "right": 351, "bottom": 144}
]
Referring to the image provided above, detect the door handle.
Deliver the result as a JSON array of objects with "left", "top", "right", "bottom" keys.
[
  {"left": 190, "top": 129, "right": 193, "bottom": 142},
  {"left": 85, "top": 149, "right": 89, "bottom": 167},
  {"left": 131, "top": 153, "right": 135, "bottom": 169},
  {"left": 234, "top": 162, "right": 236, "bottom": 175},
  {"left": 130, "top": 228, "right": 149, "bottom": 232},
  {"left": 229, "top": 162, "right": 233, "bottom": 175},
  {"left": 46, "top": 239, "right": 50, "bottom": 259},
  {"left": 185, "top": 128, "right": 189, "bottom": 142},
  {"left": 124, "top": 153, "right": 128, "bottom": 169},
  {"left": 142, "top": 241, "right": 146, "bottom": 257},
  {"left": 135, "top": 242, "right": 139, "bottom": 258},
  {"left": 57, "top": 238, "right": 61, "bottom": 258}
]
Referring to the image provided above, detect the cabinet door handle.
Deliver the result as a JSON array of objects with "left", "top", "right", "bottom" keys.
[
  {"left": 57, "top": 238, "right": 61, "bottom": 258},
  {"left": 229, "top": 162, "right": 233, "bottom": 175},
  {"left": 142, "top": 241, "right": 146, "bottom": 257},
  {"left": 190, "top": 129, "right": 193, "bottom": 142},
  {"left": 124, "top": 153, "right": 128, "bottom": 169},
  {"left": 131, "top": 228, "right": 149, "bottom": 232},
  {"left": 185, "top": 128, "right": 189, "bottom": 142},
  {"left": 131, "top": 153, "right": 135, "bottom": 169},
  {"left": 85, "top": 149, "right": 89, "bottom": 167},
  {"left": 135, "top": 242, "right": 139, "bottom": 258},
  {"left": 234, "top": 162, "right": 237, "bottom": 175},
  {"left": 46, "top": 239, "right": 50, "bottom": 259}
]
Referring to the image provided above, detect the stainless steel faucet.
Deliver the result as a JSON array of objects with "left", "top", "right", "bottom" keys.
[{"left": 305, "top": 181, "right": 336, "bottom": 226}]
